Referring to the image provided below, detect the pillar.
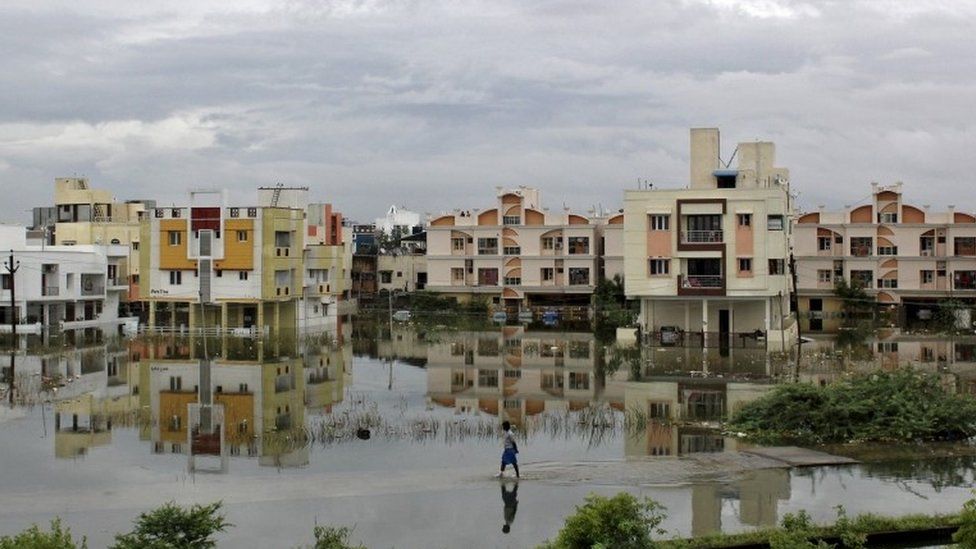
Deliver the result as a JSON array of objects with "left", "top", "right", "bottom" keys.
[
  {"left": 170, "top": 304, "right": 177, "bottom": 331},
  {"left": 684, "top": 301, "right": 691, "bottom": 332},
  {"left": 764, "top": 298, "right": 771, "bottom": 351},
  {"left": 701, "top": 299, "right": 709, "bottom": 372},
  {"left": 148, "top": 301, "right": 156, "bottom": 330},
  {"left": 257, "top": 302, "right": 265, "bottom": 336},
  {"left": 188, "top": 301, "right": 196, "bottom": 331},
  {"left": 220, "top": 302, "right": 228, "bottom": 329}
]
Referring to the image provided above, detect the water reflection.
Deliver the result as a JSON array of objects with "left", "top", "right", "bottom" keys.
[
  {"left": 501, "top": 481, "right": 519, "bottom": 535},
  {"left": 690, "top": 469, "right": 791, "bottom": 537}
]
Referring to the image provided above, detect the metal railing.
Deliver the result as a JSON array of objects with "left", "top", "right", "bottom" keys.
[
  {"left": 42, "top": 286, "right": 59, "bottom": 296},
  {"left": 681, "top": 230, "right": 723, "bottom": 243},
  {"left": 682, "top": 275, "right": 723, "bottom": 288}
]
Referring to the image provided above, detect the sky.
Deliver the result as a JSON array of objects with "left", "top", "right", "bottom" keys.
[{"left": 0, "top": 0, "right": 974, "bottom": 224}]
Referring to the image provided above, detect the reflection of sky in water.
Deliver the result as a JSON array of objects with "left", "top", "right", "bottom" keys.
[{"left": 2, "top": 327, "right": 976, "bottom": 547}]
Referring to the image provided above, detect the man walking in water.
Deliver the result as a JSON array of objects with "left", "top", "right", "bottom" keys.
[{"left": 496, "top": 420, "right": 519, "bottom": 478}]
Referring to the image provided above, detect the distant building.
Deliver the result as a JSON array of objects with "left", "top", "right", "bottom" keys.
[
  {"left": 623, "top": 128, "right": 794, "bottom": 351},
  {"left": 375, "top": 205, "right": 422, "bottom": 236},
  {"left": 795, "top": 183, "right": 976, "bottom": 332},
  {"left": 425, "top": 187, "right": 622, "bottom": 309}
]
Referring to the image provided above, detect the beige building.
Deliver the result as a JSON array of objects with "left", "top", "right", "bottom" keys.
[
  {"left": 623, "top": 128, "right": 794, "bottom": 350},
  {"left": 795, "top": 183, "right": 976, "bottom": 332},
  {"left": 426, "top": 187, "right": 623, "bottom": 310}
]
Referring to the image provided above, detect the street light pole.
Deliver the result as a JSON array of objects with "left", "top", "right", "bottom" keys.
[{"left": 5, "top": 250, "right": 21, "bottom": 406}]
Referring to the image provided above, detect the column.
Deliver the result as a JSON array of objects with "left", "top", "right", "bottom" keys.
[
  {"left": 220, "top": 302, "right": 228, "bottom": 329},
  {"left": 764, "top": 298, "right": 771, "bottom": 351},
  {"left": 274, "top": 302, "right": 281, "bottom": 337},
  {"left": 684, "top": 302, "right": 691, "bottom": 332},
  {"left": 148, "top": 301, "right": 156, "bottom": 330},
  {"left": 257, "top": 302, "right": 265, "bottom": 336},
  {"left": 170, "top": 304, "right": 177, "bottom": 331},
  {"left": 188, "top": 301, "right": 196, "bottom": 331},
  {"left": 701, "top": 299, "right": 709, "bottom": 372}
]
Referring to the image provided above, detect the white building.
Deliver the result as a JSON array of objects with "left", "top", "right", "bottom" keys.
[
  {"left": 0, "top": 224, "right": 129, "bottom": 333},
  {"left": 375, "top": 205, "right": 422, "bottom": 236}
]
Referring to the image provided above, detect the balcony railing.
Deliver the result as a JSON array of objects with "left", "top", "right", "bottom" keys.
[
  {"left": 681, "top": 230, "right": 723, "bottom": 244},
  {"left": 42, "top": 286, "right": 59, "bottom": 296},
  {"left": 80, "top": 285, "right": 105, "bottom": 296},
  {"left": 682, "top": 275, "right": 723, "bottom": 288},
  {"left": 850, "top": 246, "right": 871, "bottom": 257}
]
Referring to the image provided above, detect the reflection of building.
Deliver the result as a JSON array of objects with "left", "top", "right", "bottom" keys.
[
  {"left": 623, "top": 378, "right": 774, "bottom": 457},
  {"left": 690, "top": 469, "right": 791, "bottom": 537},
  {"left": 795, "top": 183, "right": 976, "bottom": 333},
  {"left": 425, "top": 328, "right": 623, "bottom": 423},
  {"left": 426, "top": 187, "right": 623, "bottom": 309},
  {"left": 0, "top": 225, "right": 129, "bottom": 331},
  {"left": 624, "top": 128, "right": 794, "bottom": 351}
]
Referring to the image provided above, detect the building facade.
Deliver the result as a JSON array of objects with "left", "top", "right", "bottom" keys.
[
  {"left": 795, "top": 183, "right": 976, "bottom": 332},
  {"left": 623, "top": 128, "right": 794, "bottom": 350},
  {"left": 426, "top": 187, "right": 622, "bottom": 310}
]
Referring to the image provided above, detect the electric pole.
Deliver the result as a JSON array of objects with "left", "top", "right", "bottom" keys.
[
  {"left": 5, "top": 250, "right": 20, "bottom": 405},
  {"left": 788, "top": 251, "right": 802, "bottom": 381}
]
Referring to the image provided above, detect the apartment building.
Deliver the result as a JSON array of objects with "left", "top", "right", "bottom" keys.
[
  {"left": 795, "top": 183, "right": 976, "bottom": 332},
  {"left": 139, "top": 189, "right": 305, "bottom": 336},
  {"left": 0, "top": 224, "right": 129, "bottom": 332},
  {"left": 304, "top": 203, "right": 349, "bottom": 330},
  {"left": 32, "top": 177, "right": 153, "bottom": 305},
  {"left": 623, "top": 128, "right": 794, "bottom": 350},
  {"left": 426, "top": 187, "right": 622, "bottom": 309}
]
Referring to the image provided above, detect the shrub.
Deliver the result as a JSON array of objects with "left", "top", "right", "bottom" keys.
[
  {"left": 0, "top": 519, "right": 86, "bottom": 549},
  {"left": 311, "top": 526, "right": 366, "bottom": 549},
  {"left": 728, "top": 369, "right": 976, "bottom": 444},
  {"left": 542, "top": 493, "right": 666, "bottom": 549},
  {"left": 954, "top": 494, "right": 976, "bottom": 547},
  {"left": 111, "top": 502, "right": 230, "bottom": 549}
]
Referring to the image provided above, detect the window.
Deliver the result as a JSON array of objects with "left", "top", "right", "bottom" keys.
[
  {"left": 215, "top": 269, "right": 222, "bottom": 278},
  {"left": 921, "top": 270, "right": 934, "bottom": 284},
  {"left": 451, "top": 238, "right": 465, "bottom": 251},
  {"left": 132, "top": 241, "right": 140, "bottom": 251},
  {"left": 851, "top": 270, "right": 873, "bottom": 287},
  {"left": 1, "top": 274, "right": 10, "bottom": 290},
  {"left": 738, "top": 258, "right": 752, "bottom": 273},
  {"left": 169, "top": 271, "right": 182, "bottom": 285},
  {"left": 380, "top": 271, "right": 392, "bottom": 284},
  {"left": 541, "top": 237, "right": 554, "bottom": 250},
  {"left": 171, "top": 208, "right": 181, "bottom": 218},
  {"left": 649, "top": 259, "right": 670, "bottom": 276},
  {"left": 541, "top": 267, "right": 555, "bottom": 281},
  {"left": 477, "top": 237, "right": 498, "bottom": 255},
  {"left": 877, "top": 245, "right": 898, "bottom": 255},
  {"left": 878, "top": 278, "right": 898, "bottom": 288},
  {"left": 478, "top": 369, "right": 498, "bottom": 388},
  {"left": 567, "top": 237, "right": 589, "bottom": 254},
  {"left": 502, "top": 215, "right": 520, "bottom": 225},
  {"left": 767, "top": 215, "right": 784, "bottom": 230},
  {"left": 239, "top": 271, "right": 248, "bottom": 281},
  {"left": 737, "top": 214, "right": 752, "bottom": 227},
  {"left": 817, "top": 270, "right": 832, "bottom": 283},
  {"left": 649, "top": 215, "right": 670, "bottom": 231},
  {"left": 154, "top": 208, "right": 164, "bottom": 218},
  {"left": 878, "top": 342, "right": 899, "bottom": 353},
  {"left": 850, "top": 237, "right": 872, "bottom": 257},
  {"left": 878, "top": 212, "right": 898, "bottom": 223},
  {"left": 768, "top": 259, "right": 785, "bottom": 275},
  {"left": 237, "top": 230, "right": 248, "bottom": 242},
  {"left": 954, "top": 271, "right": 976, "bottom": 290},
  {"left": 230, "top": 207, "right": 240, "bottom": 218},
  {"left": 477, "top": 268, "right": 499, "bottom": 285},
  {"left": 568, "top": 267, "right": 590, "bottom": 285},
  {"left": 955, "top": 237, "right": 976, "bottom": 256},
  {"left": 168, "top": 231, "right": 181, "bottom": 246},
  {"left": 503, "top": 246, "right": 521, "bottom": 255},
  {"left": 451, "top": 268, "right": 464, "bottom": 283},
  {"left": 817, "top": 237, "right": 832, "bottom": 251},
  {"left": 568, "top": 372, "right": 589, "bottom": 390},
  {"left": 648, "top": 401, "right": 671, "bottom": 419},
  {"left": 503, "top": 276, "right": 521, "bottom": 285}
]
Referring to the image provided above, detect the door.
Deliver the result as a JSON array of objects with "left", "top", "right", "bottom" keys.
[
  {"left": 718, "top": 309, "right": 730, "bottom": 356},
  {"left": 242, "top": 307, "right": 257, "bottom": 328}
]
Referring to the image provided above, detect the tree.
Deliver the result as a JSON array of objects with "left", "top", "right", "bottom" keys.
[
  {"left": 111, "top": 502, "right": 230, "bottom": 549},
  {"left": 310, "top": 526, "right": 366, "bottom": 549},
  {"left": 0, "top": 519, "right": 86, "bottom": 549},
  {"left": 541, "top": 493, "right": 667, "bottom": 549}
]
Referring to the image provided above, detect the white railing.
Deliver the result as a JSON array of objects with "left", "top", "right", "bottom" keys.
[
  {"left": 682, "top": 275, "right": 723, "bottom": 288},
  {"left": 681, "top": 230, "right": 723, "bottom": 243}
]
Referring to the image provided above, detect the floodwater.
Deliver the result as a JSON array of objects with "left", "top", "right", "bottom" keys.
[{"left": 1, "top": 320, "right": 976, "bottom": 548}]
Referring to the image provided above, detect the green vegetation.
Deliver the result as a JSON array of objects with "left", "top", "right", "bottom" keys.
[
  {"left": 936, "top": 299, "right": 969, "bottom": 333},
  {"left": 593, "top": 275, "right": 637, "bottom": 344},
  {"left": 539, "top": 493, "right": 667, "bottom": 549},
  {"left": 727, "top": 368, "right": 976, "bottom": 444},
  {"left": 310, "top": 526, "right": 367, "bottom": 549},
  {"left": 111, "top": 502, "right": 230, "bottom": 549},
  {"left": 0, "top": 519, "right": 87, "bottom": 549}
]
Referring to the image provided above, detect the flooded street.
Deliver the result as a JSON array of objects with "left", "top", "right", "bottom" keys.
[{"left": 2, "top": 321, "right": 976, "bottom": 547}]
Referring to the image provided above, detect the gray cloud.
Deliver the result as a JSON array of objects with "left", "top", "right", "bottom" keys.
[{"left": 1, "top": 0, "right": 974, "bottom": 223}]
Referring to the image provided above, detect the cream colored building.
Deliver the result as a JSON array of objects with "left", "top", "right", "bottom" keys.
[
  {"left": 377, "top": 253, "right": 427, "bottom": 293},
  {"left": 624, "top": 128, "right": 794, "bottom": 350},
  {"left": 795, "top": 183, "right": 976, "bottom": 332},
  {"left": 426, "top": 187, "right": 623, "bottom": 309}
]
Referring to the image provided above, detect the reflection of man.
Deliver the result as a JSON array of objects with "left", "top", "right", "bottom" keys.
[{"left": 501, "top": 481, "right": 519, "bottom": 534}]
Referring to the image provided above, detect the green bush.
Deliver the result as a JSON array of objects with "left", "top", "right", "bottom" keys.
[
  {"left": 0, "top": 519, "right": 86, "bottom": 549},
  {"left": 541, "top": 493, "right": 666, "bottom": 549},
  {"left": 728, "top": 368, "right": 976, "bottom": 444},
  {"left": 954, "top": 494, "right": 976, "bottom": 547},
  {"left": 311, "top": 526, "right": 366, "bottom": 549},
  {"left": 111, "top": 502, "right": 230, "bottom": 549}
]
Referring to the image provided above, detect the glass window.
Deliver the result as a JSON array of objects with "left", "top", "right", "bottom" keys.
[
  {"left": 817, "top": 270, "right": 832, "bottom": 283},
  {"left": 567, "top": 237, "right": 589, "bottom": 254},
  {"left": 767, "top": 215, "right": 784, "bottom": 230},
  {"left": 502, "top": 215, "right": 520, "bottom": 225},
  {"left": 768, "top": 259, "right": 785, "bottom": 275},
  {"left": 738, "top": 258, "right": 752, "bottom": 272},
  {"left": 737, "top": 214, "right": 751, "bottom": 226},
  {"left": 649, "top": 215, "right": 670, "bottom": 231},
  {"left": 477, "top": 238, "right": 498, "bottom": 255},
  {"left": 168, "top": 231, "right": 181, "bottom": 246},
  {"left": 649, "top": 259, "right": 670, "bottom": 276}
]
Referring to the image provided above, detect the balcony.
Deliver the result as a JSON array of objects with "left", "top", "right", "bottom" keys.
[
  {"left": 681, "top": 230, "right": 723, "bottom": 244},
  {"left": 42, "top": 286, "right": 60, "bottom": 297},
  {"left": 682, "top": 275, "right": 723, "bottom": 288}
]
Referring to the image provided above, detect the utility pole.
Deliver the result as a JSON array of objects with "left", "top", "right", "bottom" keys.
[
  {"left": 788, "top": 251, "right": 802, "bottom": 380},
  {"left": 5, "top": 250, "right": 21, "bottom": 405}
]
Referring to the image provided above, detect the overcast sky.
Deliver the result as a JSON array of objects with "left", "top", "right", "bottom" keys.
[{"left": 0, "top": 0, "right": 973, "bottom": 224}]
